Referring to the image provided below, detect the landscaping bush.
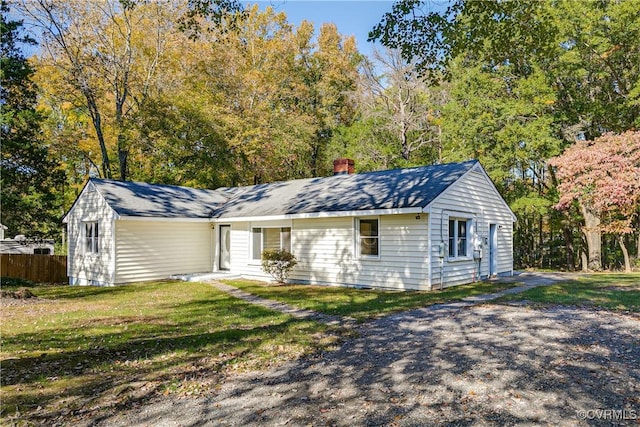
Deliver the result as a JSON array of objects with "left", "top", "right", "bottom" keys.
[{"left": 261, "top": 249, "right": 298, "bottom": 283}]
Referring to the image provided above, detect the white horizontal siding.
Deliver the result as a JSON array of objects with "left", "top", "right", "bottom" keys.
[
  {"left": 429, "top": 168, "right": 514, "bottom": 288},
  {"left": 229, "top": 222, "right": 265, "bottom": 279},
  {"left": 290, "top": 215, "right": 429, "bottom": 290},
  {"left": 66, "top": 183, "right": 116, "bottom": 286},
  {"left": 114, "top": 220, "right": 212, "bottom": 283}
]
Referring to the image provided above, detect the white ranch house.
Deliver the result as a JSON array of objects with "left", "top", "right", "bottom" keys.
[{"left": 62, "top": 160, "right": 516, "bottom": 289}]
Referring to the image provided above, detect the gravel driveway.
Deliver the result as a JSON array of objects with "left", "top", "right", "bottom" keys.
[{"left": 92, "top": 303, "right": 640, "bottom": 426}]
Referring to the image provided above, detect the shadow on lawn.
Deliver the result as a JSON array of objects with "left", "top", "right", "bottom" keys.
[
  {"left": 1, "top": 293, "right": 321, "bottom": 425},
  {"left": 14, "top": 282, "right": 157, "bottom": 300}
]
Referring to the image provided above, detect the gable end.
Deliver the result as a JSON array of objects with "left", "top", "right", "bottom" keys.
[
  {"left": 424, "top": 162, "right": 516, "bottom": 222},
  {"left": 62, "top": 180, "right": 118, "bottom": 223}
]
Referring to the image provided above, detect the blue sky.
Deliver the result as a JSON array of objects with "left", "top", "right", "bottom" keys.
[
  {"left": 254, "top": 1, "right": 395, "bottom": 56},
  {"left": 13, "top": 1, "right": 397, "bottom": 58}
]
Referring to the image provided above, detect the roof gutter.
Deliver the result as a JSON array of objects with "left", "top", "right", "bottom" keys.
[
  {"left": 116, "top": 215, "right": 212, "bottom": 223},
  {"left": 213, "top": 207, "right": 424, "bottom": 223}
]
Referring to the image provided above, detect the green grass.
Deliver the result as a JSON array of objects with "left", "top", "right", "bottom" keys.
[
  {"left": 495, "top": 273, "right": 640, "bottom": 311},
  {"left": 224, "top": 279, "right": 519, "bottom": 321},
  {"left": 0, "top": 281, "right": 337, "bottom": 424}
]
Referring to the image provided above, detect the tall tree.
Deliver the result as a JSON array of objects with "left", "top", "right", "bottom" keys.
[
  {"left": 363, "top": 48, "right": 443, "bottom": 164},
  {"left": 370, "top": 0, "right": 640, "bottom": 137},
  {"left": 1, "top": 1, "right": 62, "bottom": 237},
  {"left": 371, "top": 0, "right": 640, "bottom": 270},
  {"left": 440, "top": 59, "right": 565, "bottom": 268},
  {"left": 550, "top": 131, "right": 640, "bottom": 272},
  {"left": 19, "top": 0, "right": 192, "bottom": 180},
  {"left": 328, "top": 48, "right": 444, "bottom": 172},
  {"left": 216, "top": 5, "right": 317, "bottom": 184},
  {"left": 298, "top": 22, "right": 361, "bottom": 176},
  {"left": 170, "top": 6, "right": 363, "bottom": 184}
]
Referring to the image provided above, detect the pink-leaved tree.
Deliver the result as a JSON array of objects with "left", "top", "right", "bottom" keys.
[{"left": 549, "top": 130, "right": 640, "bottom": 272}]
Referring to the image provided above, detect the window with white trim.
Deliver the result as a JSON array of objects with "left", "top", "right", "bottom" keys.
[
  {"left": 84, "top": 221, "right": 99, "bottom": 254},
  {"left": 357, "top": 218, "right": 379, "bottom": 257},
  {"left": 448, "top": 218, "right": 469, "bottom": 258},
  {"left": 251, "top": 227, "right": 292, "bottom": 260}
]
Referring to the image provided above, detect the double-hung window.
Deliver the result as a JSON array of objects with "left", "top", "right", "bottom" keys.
[
  {"left": 251, "top": 227, "right": 292, "bottom": 260},
  {"left": 448, "top": 218, "right": 468, "bottom": 258},
  {"left": 357, "top": 218, "right": 379, "bottom": 257},
  {"left": 84, "top": 221, "right": 99, "bottom": 254}
]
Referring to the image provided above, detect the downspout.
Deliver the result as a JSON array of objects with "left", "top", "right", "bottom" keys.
[
  {"left": 481, "top": 209, "right": 485, "bottom": 280},
  {"left": 426, "top": 206, "right": 432, "bottom": 290},
  {"left": 110, "top": 211, "right": 119, "bottom": 285},
  {"left": 214, "top": 222, "right": 218, "bottom": 272},
  {"left": 439, "top": 209, "right": 446, "bottom": 290}
]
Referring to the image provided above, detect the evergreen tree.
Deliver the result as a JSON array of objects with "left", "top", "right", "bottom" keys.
[{"left": 1, "top": 1, "right": 62, "bottom": 238}]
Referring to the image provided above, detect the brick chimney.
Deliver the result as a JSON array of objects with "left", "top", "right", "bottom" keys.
[{"left": 333, "top": 158, "right": 355, "bottom": 175}]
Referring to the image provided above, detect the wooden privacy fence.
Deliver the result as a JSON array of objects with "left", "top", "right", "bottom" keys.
[{"left": 1, "top": 254, "right": 68, "bottom": 283}]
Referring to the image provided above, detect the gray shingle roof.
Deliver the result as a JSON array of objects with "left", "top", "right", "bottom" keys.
[
  {"left": 86, "top": 160, "right": 477, "bottom": 219},
  {"left": 213, "top": 160, "right": 478, "bottom": 218},
  {"left": 91, "top": 179, "right": 231, "bottom": 218}
]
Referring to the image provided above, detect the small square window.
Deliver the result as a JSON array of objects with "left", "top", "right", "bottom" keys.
[
  {"left": 448, "top": 218, "right": 469, "bottom": 258},
  {"left": 358, "top": 218, "right": 379, "bottom": 257},
  {"left": 252, "top": 226, "right": 293, "bottom": 260},
  {"left": 84, "top": 221, "right": 99, "bottom": 254}
]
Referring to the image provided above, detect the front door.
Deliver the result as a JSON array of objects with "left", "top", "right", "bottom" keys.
[
  {"left": 489, "top": 224, "right": 497, "bottom": 276},
  {"left": 219, "top": 225, "right": 231, "bottom": 271}
]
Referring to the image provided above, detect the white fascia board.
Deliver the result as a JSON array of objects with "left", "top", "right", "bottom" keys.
[
  {"left": 62, "top": 180, "right": 119, "bottom": 223},
  {"left": 212, "top": 207, "right": 424, "bottom": 223},
  {"left": 421, "top": 163, "right": 477, "bottom": 213},
  {"left": 421, "top": 162, "right": 517, "bottom": 222},
  {"left": 116, "top": 215, "right": 211, "bottom": 223},
  {"left": 474, "top": 165, "right": 518, "bottom": 222}
]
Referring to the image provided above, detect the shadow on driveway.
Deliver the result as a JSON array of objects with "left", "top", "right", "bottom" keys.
[{"left": 96, "top": 304, "right": 640, "bottom": 426}]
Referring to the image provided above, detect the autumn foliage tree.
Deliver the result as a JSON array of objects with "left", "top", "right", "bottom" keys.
[
  {"left": 550, "top": 131, "right": 640, "bottom": 272},
  {"left": 25, "top": 2, "right": 361, "bottom": 188},
  {"left": 18, "top": 0, "right": 209, "bottom": 181}
]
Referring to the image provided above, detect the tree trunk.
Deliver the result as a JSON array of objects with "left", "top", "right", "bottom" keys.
[
  {"left": 580, "top": 204, "right": 602, "bottom": 271},
  {"left": 562, "top": 225, "right": 575, "bottom": 271},
  {"left": 580, "top": 250, "right": 589, "bottom": 272},
  {"left": 117, "top": 132, "right": 128, "bottom": 181},
  {"left": 618, "top": 235, "right": 631, "bottom": 273},
  {"left": 538, "top": 215, "right": 544, "bottom": 268},
  {"left": 115, "top": 81, "right": 129, "bottom": 181},
  {"left": 437, "top": 125, "right": 443, "bottom": 163},
  {"left": 86, "top": 96, "right": 112, "bottom": 179},
  {"left": 310, "top": 138, "right": 320, "bottom": 177}
]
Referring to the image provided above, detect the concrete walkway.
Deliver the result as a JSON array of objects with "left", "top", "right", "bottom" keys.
[
  {"left": 461, "top": 271, "right": 582, "bottom": 303},
  {"left": 209, "top": 281, "right": 355, "bottom": 326},
  {"left": 209, "top": 271, "right": 579, "bottom": 327}
]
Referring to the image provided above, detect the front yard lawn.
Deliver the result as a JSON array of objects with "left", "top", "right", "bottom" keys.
[
  {"left": 0, "top": 281, "right": 337, "bottom": 425},
  {"left": 224, "top": 279, "right": 519, "bottom": 321},
  {"left": 495, "top": 273, "right": 640, "bottom": 311}
]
